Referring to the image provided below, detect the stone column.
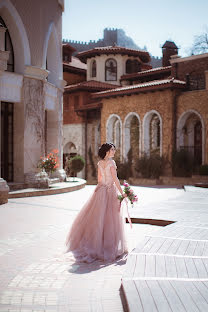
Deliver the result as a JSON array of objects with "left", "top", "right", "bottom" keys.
[
  {"left": 23, "top": 66, "right": 48, "bottom": 185},
  {"left": 46, "top": 82, "right": 66, "bottom": 181},
  {"left": 0, "top": 25, "right": 10, "bottom": 204}
]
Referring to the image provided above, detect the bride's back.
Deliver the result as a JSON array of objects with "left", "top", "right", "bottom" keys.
[{"left": 98, "top": 159, "right": 116, "bottom": 185}]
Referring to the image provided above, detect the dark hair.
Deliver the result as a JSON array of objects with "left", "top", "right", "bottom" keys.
[{"left": 98, "top": 143, "right": 115, "bottom": 159}]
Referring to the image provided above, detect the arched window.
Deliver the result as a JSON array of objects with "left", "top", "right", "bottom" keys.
[
  {"left": 150, "top": 114, "right": 160, "bottom": 153},
  {"left": 91, "top": 60, "right": 96, "bottom": 77},
  {"left": 126, "top": 59, "right": 140, "bottom": 74},
  {"left": 0, "top": 16, "right": 14, "bottom": 72},
  {"left": 105, "top": 58, "right": 117, "bottom": 81}
]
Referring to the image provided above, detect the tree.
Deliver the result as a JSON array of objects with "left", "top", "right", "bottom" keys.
[
  {"left": 65, "top": 155, "right": 85, "bottom": 180},
  {"left": 191, "top": 27, "right": 208, "bottom": 54}
]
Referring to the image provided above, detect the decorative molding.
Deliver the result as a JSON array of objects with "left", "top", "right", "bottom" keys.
[{"left": 24, "top": 65, "right": 49, "bottom": 81}]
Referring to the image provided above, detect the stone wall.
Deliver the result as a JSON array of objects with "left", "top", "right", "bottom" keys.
[{"left": 101, "top": 89, "right": 175, "bottom": 163}]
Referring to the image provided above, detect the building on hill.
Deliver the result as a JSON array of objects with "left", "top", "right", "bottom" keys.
[
  {"left": 63, "top": 28, "right": 140, "bottom": 53},
  {"left": 63, "top": 40, "right": 208, "bottom": 182},
  {"left": 0, "top": 0, "right": 65, "bottom": 204},
  {"left": 63, "top": 27, "right": 162, "bottom": 68}
]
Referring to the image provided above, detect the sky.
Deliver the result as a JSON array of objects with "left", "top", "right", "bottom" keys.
[{"left": 62, "top": 0, "right": 208, "bottom": 58}]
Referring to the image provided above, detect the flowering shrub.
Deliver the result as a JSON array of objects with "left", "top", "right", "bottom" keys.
[
  {"left": 38, "top": 150, "right": 59, "bottom": 173},
  {"left": 118, "top": 180, "right": 138, "bottom": 206}
]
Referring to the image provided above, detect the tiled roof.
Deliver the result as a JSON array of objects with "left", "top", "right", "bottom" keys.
[
  {"left": 92, "top": 79, "right": 186, "bottom": 99},
  {"left": 62, "top": 43, "right": 76, "bottom": 52},
  {"left": 162, "top": 41, "right": 178, "bottom": 49},
  {"left": 77, "top": 46, "right": 150, "bottom": 63},
  {"left": 64, "top": 80, "right": 118, "bottom": 92},
  {"left": 121, "top": 66, "right": 172, "bottom": 80},
  {"left": 63, "top": 56, "right": 87, "bottom": 75}
]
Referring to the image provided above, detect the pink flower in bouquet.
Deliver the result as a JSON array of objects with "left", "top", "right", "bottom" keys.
[{"left": 118, "top": 180, "right": 138, "bottom": 206}]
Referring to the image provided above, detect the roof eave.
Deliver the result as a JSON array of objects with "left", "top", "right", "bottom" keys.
[{"left": 92, "top": 82, "right": 186, "bottom": 99}]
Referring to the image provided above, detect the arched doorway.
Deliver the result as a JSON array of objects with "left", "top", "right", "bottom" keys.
[
  {"left": 177, "top": 110, "right": 204, "bottom": 166},
  {"left": 143, "top": 110, "right": 162, "bottom": 156},
  {"left": 106, "top": 114, "right": 122, "bottom": 159},
  {"left": 124, "top": 113, "right": 140, "bottom": 160},
  {"left": 63, "top": 142, "right": 77, "bottom": 168}
]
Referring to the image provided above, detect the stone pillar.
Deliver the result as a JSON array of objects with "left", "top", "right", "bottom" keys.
[
  {"left": 46, "top": 86, "right": 66, "bottom": 181},
  {"left": 0, "top": 25, "right": 10, "bottom": 204},
  {"left": 23, "top": 66, "right": 49, "bottom": 184}
]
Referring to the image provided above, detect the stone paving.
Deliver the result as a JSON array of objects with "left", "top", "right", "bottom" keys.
[{"left": 0, "top": 185, "right": 192, "bottom": 311}]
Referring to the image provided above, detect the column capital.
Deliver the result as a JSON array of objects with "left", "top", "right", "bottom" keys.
[{"left": 24, "top": 65, "right": 49, "bottom": 81}]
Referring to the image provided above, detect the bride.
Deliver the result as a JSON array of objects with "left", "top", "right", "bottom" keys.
[{"left": 65, "top": 143, "right": 128, "bottom": 263}]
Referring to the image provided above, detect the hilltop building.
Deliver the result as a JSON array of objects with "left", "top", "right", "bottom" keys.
[{"left": 63, "top": 28, "right": 162, "bottom": 68}]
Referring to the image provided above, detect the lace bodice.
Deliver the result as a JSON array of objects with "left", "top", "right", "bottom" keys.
[{"left": 97, "top": 159, "right": 117, "bottom": 185}]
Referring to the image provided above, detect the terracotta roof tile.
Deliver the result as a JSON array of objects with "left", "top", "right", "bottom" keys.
[
  {"left": 77, "top": 45, "right": 150, "bottom": 63},
  {"left": 64, "top": 80, "right": 118, "bottom": 92},
  {"left": 92, "top": 79, "right": 186, "bottom": 99},
  {"left": 121, "top": 66, "right": 172, "bottom": 80}
]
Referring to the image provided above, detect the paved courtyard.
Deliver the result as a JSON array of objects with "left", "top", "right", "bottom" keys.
[{"left": 0, "top": 185, "right": 206, "bottom": 311}]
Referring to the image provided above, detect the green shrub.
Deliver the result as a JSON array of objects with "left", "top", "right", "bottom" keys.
[
  {"left": 65, "top": 155, "right": 85, "bottom": 177},
  {"left": 172, "top": 149, "right": 194, "bottom": 177},
  {"left": 135, "top": 154, "right": 164, "bottom": 179},
  {"left": 117, "top": 161, "right": 130, "bottom": 180},
  {"left": 199, "top": 164, "right": 208, "bottom": 176}
]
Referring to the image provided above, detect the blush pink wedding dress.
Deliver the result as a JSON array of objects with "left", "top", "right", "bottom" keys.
[{"left": 65, "top": 159, "right": 127, "bottom": 263}]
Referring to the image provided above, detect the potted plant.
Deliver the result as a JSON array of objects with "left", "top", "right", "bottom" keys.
[
  {"left": 65, "top": 155, "right": 85, "bottom": 181},
  {"left": 37, "top": 149, "right": 59, "bottom": 176}
]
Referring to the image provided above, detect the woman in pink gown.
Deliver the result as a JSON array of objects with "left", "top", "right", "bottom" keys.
[{"left": 65, "top": 143, "right": 128, "bottom": 263}]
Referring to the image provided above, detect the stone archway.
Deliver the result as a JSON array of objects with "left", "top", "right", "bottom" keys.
[
  {"left": 177, "top": 110, "right": 205, "bottom": 165},
  {"left": 0, "top": 0, "right": 31, "bottom": 73},
  {"left": 143, "top": 110, "right": 162, "bottom": 156},
  {"left": 106, "top": 114, "right": 122, "bottom": 159},
  {"left": 44, "top": 22, "right": 62, "bottom": 87},
  {"left": 123, "top": 112, "right": 141, "bottom": 160}
]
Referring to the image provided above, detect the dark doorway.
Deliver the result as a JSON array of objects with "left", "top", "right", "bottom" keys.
[{"left": 1, "top": 102, "right": 14, "bottom": 182}]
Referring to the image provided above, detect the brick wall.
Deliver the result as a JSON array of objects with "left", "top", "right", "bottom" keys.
[
  {"left": 63, "top": 72, "right": 85, "bottom": 85},
  {"left": 100, "top": 87, "right": 208, "bottom": 166},
  {"left": 100, "top": 89, "right": 175, "bottom": 162},
  {"left": 63, "top": 93, "right": 84, "bottom": 124},
  {"left": 172, "top": 56, "right": 208, "bottom": 83}
]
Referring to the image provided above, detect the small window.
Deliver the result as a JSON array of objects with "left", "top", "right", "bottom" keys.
[
  {"left": 105, "top": 58, "right": 117, "bottom": 81},
  {"left": 91, "top": 60, "right": 96, "bottom": 77}
]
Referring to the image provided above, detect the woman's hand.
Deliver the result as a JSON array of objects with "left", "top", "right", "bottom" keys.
[{"left": 122, "top": 193, "right": 127, "bottom": 198}]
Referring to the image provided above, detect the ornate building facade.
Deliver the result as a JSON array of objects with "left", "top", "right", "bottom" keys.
[
  {"left": 63, "top": 42, "right": 208, "bottom": 181},
  {"left": 0, "top": 0, "right": 65, "bottom": 203}
]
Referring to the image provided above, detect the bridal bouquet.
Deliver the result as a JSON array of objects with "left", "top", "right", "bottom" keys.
[
  {"left": 118, "top": 181, "right": 138, "bottom": 206},
  {"left": 38, "top": 149, "right": 59, "bottom": 173}
]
